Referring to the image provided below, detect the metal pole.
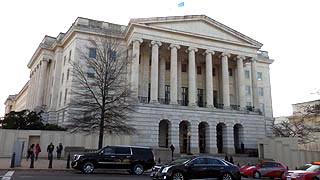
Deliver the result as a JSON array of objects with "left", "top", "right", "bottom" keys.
[
  {"left": 66, "top": 153, "right": 70, "bottom": 169},
  {"left": 48, "top": 153, "right": 53, "bottom": 168},
  {"left": 10, "top": 152, "right": 15, "bottom": 168}
]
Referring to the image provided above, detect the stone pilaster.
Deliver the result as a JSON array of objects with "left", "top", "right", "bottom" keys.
[
  {"left": 170, "top": 120, "right": 180, "bottom": 154},
  {"left": 159, "top": 57, "right": 166, "bottom": 101},
  {"left": 251, "top": 59, "right": 260, "bottom": 111},
  {"left": 190, "top": 122, "right": 199, "bottom": 154},
  {"left": 237, "top": 56, "right": 246, "bottom": 110},
  {"left": 131, "top": 38, "right": 143, "bottom": 97},
  {"left": 224, "top": 125, "right": 235, "bottom": 154},
  {"left": 150, "top": 41, "right": 162, "bottom": 104},
  {"left": 205, "top": 50, "right": 215, "bottom": 108},
  {"left": 221, "top": 53, "right": 230, "bottom": 109},
  {"left": 187, "top": 47, "right": 198, "bottom": 107},
  {"left": 170, "top": 44, "right": 180, "bottom": 105},
  {"left": 36, "top": 58, "right": 49, "bottom": 109}
]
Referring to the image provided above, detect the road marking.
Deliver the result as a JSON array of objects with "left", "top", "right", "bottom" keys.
[{"left": 1, "top": 171, "right": 14, "bottom": 180}]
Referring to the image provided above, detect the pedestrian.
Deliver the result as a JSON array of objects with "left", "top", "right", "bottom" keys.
[
  {"left": 35, "top": 144, "right": 41, "bottom": 161},
  {"left": 56, "top": 143, "right": 63, "bottom": 159},
  {"left": 47, "top": 142, "right": 54, "bottom": 160},
  {"left": 26, "top": 144, "right": 35, "bottom": 161}
]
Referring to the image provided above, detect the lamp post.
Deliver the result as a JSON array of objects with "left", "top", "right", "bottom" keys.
[{"left": 187, "top": 130, "right": 191, "bottom": 155}]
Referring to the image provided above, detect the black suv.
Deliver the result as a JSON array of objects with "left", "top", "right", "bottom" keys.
[{"left": 71, "top": 145, "right": 155, "bottom": 175}]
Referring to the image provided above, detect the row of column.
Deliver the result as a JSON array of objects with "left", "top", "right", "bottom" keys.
[
  {"left": 27, "top": 58, "right": 48, "bottom": 110},
  {"left": 131, "top": 38, "right": 260, "bottom": 110}
]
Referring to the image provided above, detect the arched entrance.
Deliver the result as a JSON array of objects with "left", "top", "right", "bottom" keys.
[
  {"left": 216, "top": 123, "right": 226, "bottom": 153},
  {"left": 159, "top": 120, "right": 171, "bottom": 148},
  {"left": 234, "top": 124, "right": 245, "bottom": 153},
  {"left": 198, "top": 122, "right": 209, "bottom": 153},
  {"left": 179, "top": 121, "right": 191, "bottom": 154}
]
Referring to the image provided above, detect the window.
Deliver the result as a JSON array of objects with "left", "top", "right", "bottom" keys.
[
  {"left": 64, "top": 89, "right": 68, "bottom": 104},
  {"left": 89, "top": 48, "right": 96, "bottom": 58},
  {"left": 107, "top": 48, "right": 116, "bottom": 61},
  {"left": 165, "top": 61, "right": 170, "bottom": 70},
  {"left": 258, "top": 87, "right": 264, "bottom": 96},
  {"left": 197, "top": 66, "right": 201, "bottom": 74},
  {"left": 246, "top": 102, "right": 252, "bottom": 106},
  {"left": 59, "top": 91, "right": 62, "bottom": 106},
  {"left": 69, "top": 50, "right": 72, "bottom": 62},
  {"left": 245, "top": 86, "right": 251, "bottom": 96},
  {"left": 66, "top": 69, "right": 70, "bottom": 80},
  {"left": 207, "top": 158, "right": 224, "bottom": 165},
  {"left": 63, "top": 56, "right": 66, "bottom": 66},
  {"left": 61, "top": 73, "right": 64, "bottom": 84},
  {"left": 245, "top": 70, "right": 250, "bottom": 79},
  {"left": 165, "top": 85, "right": 170, "bottom": 104},
  {"left": 115, "top": 147, "right": 131, "bottom": 155},
  {"left": 87, "top": 67, "right": 95, "bottom": 78},
  {"left": 197, "top": 89, "right": 204, "bottom": 107},
  {"left": 182, "top": 64, "right": 187, "bottom": 72},
  {"left": 228, "top": 68, "right": 233, "bottom": 76},
  {"left": 190, "top": 158, "right": 206, "bottom": 165},
  {"left": 212, "top": 68, "right": 216, "bottom": 76},
  {"left": 62, "top": 111, "right": 65, "bottom": 122},
  {"left": 257, "top": 72, "right": 263, "bottom": 80},
  {"left": 259, "top": 103, "right": 265, "bottom": 113},
  {"left": 103, "top": 147, "right": 115, "bottom": 155}
]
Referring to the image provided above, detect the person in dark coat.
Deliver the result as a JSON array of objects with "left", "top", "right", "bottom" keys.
[
  {"left": 26, "top": 144, "right": 35, "bottom": 161},
  {"left": 56, "top": 143, "right": 63, "bottom": 159},
  {"left": 47, "top": 142, "right": 54, "bottom": 160}
]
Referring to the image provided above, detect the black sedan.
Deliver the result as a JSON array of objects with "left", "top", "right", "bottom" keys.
[{"left": 150, "top": 156, "right": 241, "bottom": 180}]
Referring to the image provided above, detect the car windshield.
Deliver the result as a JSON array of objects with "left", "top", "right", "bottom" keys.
[
  {"left": 170, "top": 157, "right": 192, "bottom": 165},
  {"left": 305, "top": 165, "right": 320, "bottom": 172}
]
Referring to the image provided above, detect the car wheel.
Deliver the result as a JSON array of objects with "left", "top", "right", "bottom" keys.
[
  {"left": 253, "top": 171, "right": 261, "bottom": 179},
  {"left": 133, "top": 164, "right": 144, "bottom": 175},
  {"left": 172, "top": 172, "right": 185, "bottom": 180},
  {"left": 82, "top": 162, "right": 94, "bottom": 174},
  {"left": 312, "top": 178, "right": 320, "bottom": 180},
  {"left": 222, "top": 173, "right": 233, "bottom": 180}
]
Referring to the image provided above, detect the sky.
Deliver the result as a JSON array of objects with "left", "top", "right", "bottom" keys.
[{"left": 0, "top": 0, "right": 319, "bottom": 117}]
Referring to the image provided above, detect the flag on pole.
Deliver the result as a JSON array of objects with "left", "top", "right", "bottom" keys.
[{"left": 178, "top": 2, "right": 184, "bottom": 7}]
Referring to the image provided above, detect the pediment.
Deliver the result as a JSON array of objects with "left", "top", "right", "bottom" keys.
[{"left": 131, "top": 15, "right": 262, "bottom": 48}]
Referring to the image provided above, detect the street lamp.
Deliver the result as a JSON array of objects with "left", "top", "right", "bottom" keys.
[{"left": 187, "top": 130, "right": 191, "bottom": 155}]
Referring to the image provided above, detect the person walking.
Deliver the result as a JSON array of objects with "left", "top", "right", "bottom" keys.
[
  {"left": 56, "top": 143, "right": 63, "bottom": 159},
  {"left": 47, "top": 142, "right": 54, "bottom": 160},
  {"left": 35, "top": 144, "right": 41, "bottom": 160},
  {"left": 26, "top": 144, "right": 35, "bottom": 161}
]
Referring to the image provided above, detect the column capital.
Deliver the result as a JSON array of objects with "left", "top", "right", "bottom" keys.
[
  {"left": 204, "top": 49, "right": 215, "bottom": 55},
  {"left": 235, "top": 55, "right": 246, "bottom": 61},
  {"left": 169, "top": 43, "right": 180, "bottom": 50},
  {"left": 151, "top": 40, "right": 162, "bottom": 47},
  {"left": 187, "top": 47, "right": 198, "bottom": 53},
  {"left": 220, "top": 52, "right": 231, "bottom": 58},
  {"left": 132, "top": 38, "right": 143, "bottom": 44}
]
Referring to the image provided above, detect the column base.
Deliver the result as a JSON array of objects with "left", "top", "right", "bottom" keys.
[
  {"left": 223, "top": 147, "right": 235, "bottom": 155},
  {"left": 149, "top": 100, "right": 159, "bottom": 104},
  {"left": 170, "top": 101, "right": 179, "bottom": 105},
  {"left": 188, "top": 103, "right": 197, "bottom": 107},
  {"left": 224, "top": 106, "right": 231, "bottom": 110},
  {"left": 206, "top": 105, "right": 216, "bottom": 109}
]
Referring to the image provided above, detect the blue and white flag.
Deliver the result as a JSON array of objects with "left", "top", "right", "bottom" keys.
[{"left": 178, "top": 2, "right": 184, "bottom": 7}]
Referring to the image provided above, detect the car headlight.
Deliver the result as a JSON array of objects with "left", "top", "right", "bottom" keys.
[
  {"left": 162, "top": 167, "right": 171, "bottom": 173},
  {"left": 73, "top": 154, "right": 82, "bottom": 161}
]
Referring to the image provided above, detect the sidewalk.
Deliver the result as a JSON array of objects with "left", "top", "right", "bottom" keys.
[{"left": 0, "top": 157, "right": 72, "bottom": 171}]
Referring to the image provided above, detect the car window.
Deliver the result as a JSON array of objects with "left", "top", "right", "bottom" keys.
[
  {"left": 261, "top": 162, "right": 273, "bottom": 167},
  {"left": 207, "top": 158, "right": 224, "bottom": 165},
  {"left": 102, "top": 147, "right": 115, "bottom": 155},
  {"left": 115, "top": 147, "right": 131, "bottom": 155},
  {"left": 306, "top": 165, "right": 320, "bottom": 172},
  {"left": 190, "top": 158, "right": 206, "bottom": 165}
]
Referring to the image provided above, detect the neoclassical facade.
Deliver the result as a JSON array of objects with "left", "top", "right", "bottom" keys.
[{"left": 5, "top": 15, "right": 274, "bottom": 154}]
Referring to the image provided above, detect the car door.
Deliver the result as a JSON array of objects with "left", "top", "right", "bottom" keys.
[
  {"left": 206, "top": 158, "right": 226, "bottom": 178},
  {"left": 187, "top": 157, "right": 208, "bottom": 179},
  {"left": 97, "top": 146, "right": 116, "bottom": 169},
  {"left": 114, "top": 147, "right": 132, "bottom": 169},
  {"left": 259, "top": 162, "right": 274, "bottom": 177}
]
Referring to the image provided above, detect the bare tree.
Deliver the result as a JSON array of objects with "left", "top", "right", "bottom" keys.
[
  {"left": 273, "top": 104, "right": 320, "bottom": 144},
  {"left": 68, "top": 34, "right": 135, "bottom": 149}
]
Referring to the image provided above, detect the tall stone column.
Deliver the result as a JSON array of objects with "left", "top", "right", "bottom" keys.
[
  {"left": 251, "top": 59, "right": 260, "bottom": 111},
  {"left": 187, "top": 47, "right": 198, "bottom": 107},
  {"left": 205, "top": 50, "right": 215, "bottom": 108},
  {"left": 150, "top": 41, "right": 162, "bottom": 104},
  {"left": 221, "top": 53, "right": 230, "bottom": 109},
  {"left": 170, "top": 44, "right": 180, "bottom": 105},
  {"left": 159, "top": 57, "right": 166, "bottom": 102},
  {"left": 131, "top": 38, "right": 143, "bottom": 97},
  {"left": 237, "top": 56, "right": 246, "bottom": 110},
  {"left": 177, "top": 57, "right": 182, "bottom": 104},
  {"left": 36, "top": 58, "right": 49, "bottom": 109}
]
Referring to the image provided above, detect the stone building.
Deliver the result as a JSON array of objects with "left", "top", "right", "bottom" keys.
[{"left": 5, "top": 15, "right": 274, "bottom": 154}]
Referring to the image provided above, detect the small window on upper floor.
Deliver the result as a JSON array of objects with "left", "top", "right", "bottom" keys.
[
  {"left": 107, "top": 48, "right": 116, "bottom": 61},
  {"left": 228, "top": 68, "right": 232, "bottom": 76},
  {"left": 63, "top": 56, "right": 66, "bottom": 66},
  {"left": 245, "top": 85, "right": 251, "bottom": 96},
  {"left": 89, "top": 48, "right": 97, "bottom": 58},
  {"left": 257, "top": 72, "right": 263, "bottom": 80},
  {"left": 69, "top": 50, "right": 72, "bottom": 62},
  {"left": 165, "top": 61, "right": 170, "bottom": 70},
  {"left": 197, "top": 66, "right": 201, "bottom": 75},
  {"left": 245, "top": 70, "right": 250, "bottom": 79},
  {"left": 258, "top": 87, "right": 264, "bottom": 96},
  {"left": 212, "top": 68, "right": 216, "bottom": 76},
  {"left": 87, "top": 66, "right": 95, "bottom": 78},
  {"left": 66, "top": 69, "right": 70, "bottom": 81},
  {"left": 182, "top": 64, "right": 187, "bottom": 72},
  {"left": 61, "top": 73, "right": 64, "bottom": 84}
]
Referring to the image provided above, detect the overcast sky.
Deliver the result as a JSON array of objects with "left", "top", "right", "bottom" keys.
[{"left": 0, "top": 0, "right": 319, "bottom": 117}]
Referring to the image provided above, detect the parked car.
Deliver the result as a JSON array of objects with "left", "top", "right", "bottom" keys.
[
  {"left": 150, "top": 156, "right": 241, "bottom": 180},
  {"left": 71, "top": 145, "right": 155, "bottom": 174},
  {"left": 240, "top": 161, "right": 287, "bottom": 179},
  {"left": 284, "top": 162, "right": 320, "bottom": 180}
]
